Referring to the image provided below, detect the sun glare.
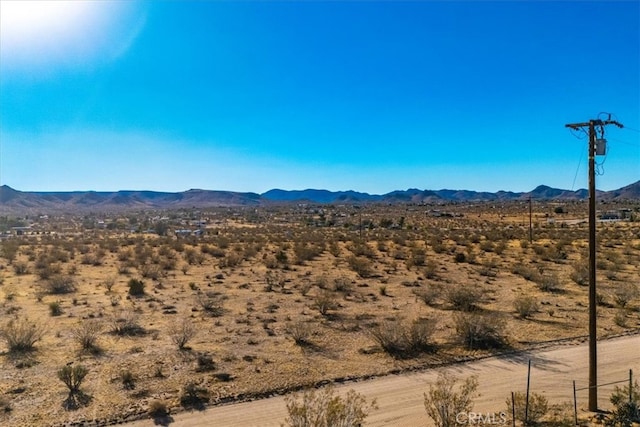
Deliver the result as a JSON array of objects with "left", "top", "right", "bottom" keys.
[{"left": 0, "top": 0, "right": 145, "bottom": 72}]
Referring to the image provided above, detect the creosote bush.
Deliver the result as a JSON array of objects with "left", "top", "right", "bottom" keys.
[
  {"left": 127, "top": 278, "right": 145, "bottom": 296},
  {"left": 45, "top": 274, "right": 76, "bottom": 294},
  {"left": 606, "top": 379, "right": 640, "bottom": 426},
  {"left": 283, "top": 386, "right": 377, "bottom": 427},
  {"left": 180, "top": 381, "right": 209, "bottom": 409},
  {"left": 506, "top": 391, "right": 548, "bottom": 425},
  {"left": 424, "top": 374, "right": 479, "bottom": 427},
  {"left": 514, "top": 295, "right": 539, "bottom": 319},
  {"left": 369, "top": 317, "right": 436, "bottom": 358},
  {"left": 446, "top": 284, "right": 481, "bottom": 312},
  {"left": 454, "top": 312, "right": 506, "bottom": 350}
]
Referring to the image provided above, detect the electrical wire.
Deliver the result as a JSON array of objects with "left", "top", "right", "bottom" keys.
[{"left": 571, "top": 143, "right": 585, "bottom": 191}]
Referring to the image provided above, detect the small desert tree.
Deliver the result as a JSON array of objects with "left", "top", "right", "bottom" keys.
[
  {"left": 58, "top": 364, "right": 91, "bottom": 409},
  {"left": 168, "top": 317, "right": 197, "bottom": 350},
  {"left": 424, "top": 374, "right": 479, "bottom": 427},
  {"left": 283, "top": 386, "right": 377, "bottom": 427}
]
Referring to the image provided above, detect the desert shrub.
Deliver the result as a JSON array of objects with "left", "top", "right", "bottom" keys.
[
  {"left": 72, "top": 319, "right": 103, "bottom": 353},
  {"left": 512, "top": 263, "right": 541, "bottom": 282},
  {"left": 148, "top": 400, "right": 169, "bottom": 418},
  {"left": 347, "top": 255, "right": 374, "bottom": 278},
  {"left": 414, "top": 283, "right": 441, "bottom": 305},
  {"left": 535, "top": 273, "right": 563, "bottom": 293},
  {"left": 0, "top": 317, "right": 46, "bottom": 353},
  {"left": 168, "top": 317, "right": 197, "bottom": 350},
  {"left": 264, "top": 271, "right": 285, "bottom": 292},
  {"left": 58, "top": 364, "right": 88, "bottom": 393},
  {"left": 219, "top": 252, "right": 242, "bottom": 268},
  {"left": 424, "top": 374, "right": 479, "bottom": 427},
  {"left": 369, "top": 317, "right": 436, "bottom": 358},
  {"left": 180, "top": 381, "right": 209, "bottom": 409},
  {"left": 127, "top": 278, "right": 145, "bottom": 296},
  {"left": 446, "top": 284, "right": 481, "bottom": 312},
  {"left": 0, "top": 395, "right": 12, "bottom": 414},
  {"left": 49, "top": 301, "right": 63, "bottom": 316},
  {"left": 507, "top": 391, "right": 548, "bottom": 425},
  {"left": 12, "top": 261, "right": 29, "bottom": 275},
  {"left": 195, "top": 352, "right": 217, "bottom": 372},
  {"left": 514, "top": 295, "right": 539, "bottom": 319},
  {"left": 293, "top": 242, "right": 324, "bottom": 264},
  {"left": 140, "top": 264, "right": 162, "bottom": 280},
  {"left": 45, "top": 274, "right": 76, "bottom": 294},
  {"left": 110, "top": 309, "right": 144, "bottom": 336},
  {"left": 58, "top": 364, "right": 91, "bottom": 409},
  {"left": 287, "top": 321, "right": 314, "bottom": 346},
  {"left": 332, "top": 276, "right": 354, "bottom": 295},
  {"left": 614, "top": 310, "right": 628, "bottom": 327},
  {"left": 283, "top": 386, "right": 377, "bottom": 427},
  {"left": 195, "top": 291, "right": 225, "bottom": 316},
  {"left": 313, "top": 290, "right": 339, "bottom": 316},
  {"left": 408, "top": 247, "right": 426, "bottom": 268},
  {"left": 0, "top": 240, "right": 20, "bottom": 263},
  {"left": 103, "top": 277, "right": 116, "bottom": 292},
  {"left": 613, "top": 283, "right": 638, "bottom": 308},
  {"left": 606, "top": 379, "right": 640, "bottom": 426},
  {"left": 423, "top": 260, "right": 439, "bottom": 279},
  {"left": 570, "top": 261, "right": 589, "bottom": 286},
  {"left": 454, "top": 312, "right": 506, "bottom": 350},
  {"left": 120, "top": 369, "right": 136, "bottom": 390}
]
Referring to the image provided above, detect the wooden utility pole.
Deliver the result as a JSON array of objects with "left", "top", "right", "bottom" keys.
[{"left": 564, "top": 117, "right": 623, "bottom": 412}]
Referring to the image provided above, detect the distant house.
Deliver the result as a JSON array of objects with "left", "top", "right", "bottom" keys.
[
  {"left": 175, "top": 229, "right": 192, "bottom": 237},
  {"left": 11, "top": 226, "right": 32, "bottom": 236}
]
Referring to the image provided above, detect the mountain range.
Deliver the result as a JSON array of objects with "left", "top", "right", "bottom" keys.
[{"left": 0, "top": 181, "right": 638, "bottom": 214}]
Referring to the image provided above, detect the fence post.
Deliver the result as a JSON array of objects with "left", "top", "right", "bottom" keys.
[
  {"left": 630, "top": 369, "right": 633, "bottom": 405},
  {"left": 525, "top": 359, "right": 531, "bottom": 425},
  {"left": 511, "top": 391, "right": 516, "bottom": 427},
  {"left": 573, "top": 380, "right": 578, "bottom": 426}
]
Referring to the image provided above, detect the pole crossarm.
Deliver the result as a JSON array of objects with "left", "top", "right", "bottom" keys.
[{"left": 565, "top": 120, "right": 624, "bottom": 130}]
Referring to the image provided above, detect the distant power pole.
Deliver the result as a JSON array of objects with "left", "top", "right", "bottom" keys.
[
  {"left": 564, "top": 116, "right": 623, "bottom": 412},
  {"left": 529, "top": 196, "right": 533, "bottom": 243}
]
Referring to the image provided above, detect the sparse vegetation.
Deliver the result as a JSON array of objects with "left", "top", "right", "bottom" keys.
[{"left": 0, "top": 200, "right": 638, "bottom": 425}]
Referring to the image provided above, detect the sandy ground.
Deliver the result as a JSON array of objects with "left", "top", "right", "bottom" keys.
[{"left": 124, "top": 333, "right": 640, "bottom": 426}]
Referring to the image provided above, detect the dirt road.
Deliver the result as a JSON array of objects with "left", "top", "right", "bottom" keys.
[{"left": 127, "top": 334, "right": 639, "bottom": 426}]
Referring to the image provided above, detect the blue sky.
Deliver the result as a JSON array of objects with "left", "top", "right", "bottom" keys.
[{"left": 1, "top": 0, "right": 638, "bottom": 194}]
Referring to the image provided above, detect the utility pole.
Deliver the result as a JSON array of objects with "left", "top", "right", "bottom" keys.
[
  {"left": 529, "top": 196, "right": 533, "bottom": 242},
  {"left": 565, "top": 116, "right": 623, "bottom": 412}
]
